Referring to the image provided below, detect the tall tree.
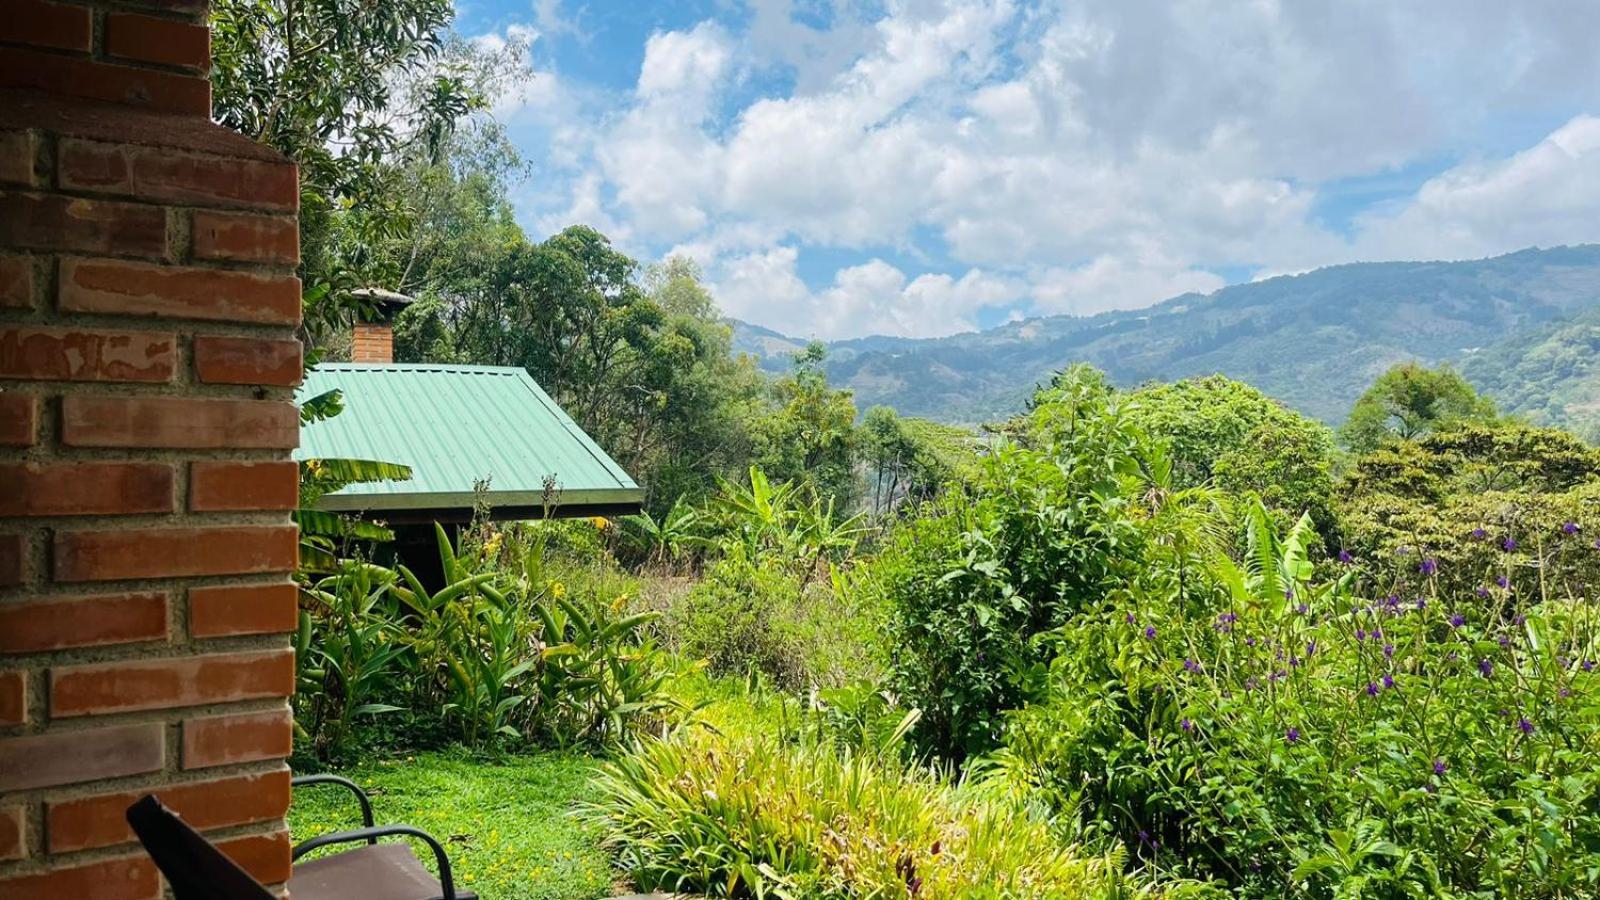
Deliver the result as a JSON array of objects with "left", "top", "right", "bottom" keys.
[
  {"left": 211, "top": 2, "right": 500, "bottom": 350},
  {"left": 1341, "top": 363, "right": 1498, "bottom": 453}
]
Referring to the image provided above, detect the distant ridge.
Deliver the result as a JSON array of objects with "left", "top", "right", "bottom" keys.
[{"left": 732, "top": 245, "right": 1600, "bottom": 429}]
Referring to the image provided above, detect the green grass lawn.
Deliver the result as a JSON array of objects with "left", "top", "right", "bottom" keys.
[{"left": 288, "top": 751, "right": 617, "bottom": 900}]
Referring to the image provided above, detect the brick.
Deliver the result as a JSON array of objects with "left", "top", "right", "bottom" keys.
[
  {"left": 0, "top": 1, "right": 93, "bottom": 53},
  {"left": 62, "top": 395, "right": 299, "bottom": 449},
  {"left": 189, "top": 581, "right": 298, "bottom": 638},
  {"left": 105, "top": 12, "right": 210, "bottom": 72},
  {"left": 183, "top": 707, "right": 293, "bottom": 769},
  {"left": 47, "top": 767, "right": 291, "bottom": 853},
  {"left": 0, "top": 532, "right": 23, "bottom": 585},
  {"left": 0, "top": 326, "right": 175, "bottom": 383},
  {"left": 54, "top": 524, "right": 298, "bottom": 582},
  {"left": 0, "top": 130, "right": 36, "bottom": 187},
  {"left": 0, "top": 391, "right": 36, "bottom": 446},
  {"left": 0, "top": 670, "right": 23, "bottom": 725},
  {"left": 0, "top": 591, "right": 168, "bottom": 653},
  {"left": 192, "top": 210, "right": 299, "bottom": 265},
  {"left": 59, "top": 139, "right": 297, "bottom": 211},
  {"left": 0, "top": 804, "right": 21, "bottom": 862},
  {"left": 191, "top": 461, "right": 299, "bottom": 512},
  {"left": 194, "top": 336, "right": 302, "bottom": 387},
  {"left": 351, "top": 323, "right": 394, "bottom": 363},
  {"left": 218, "top": 829, "right": 293, "bottom": 886},
  {"left": 60, "top": 257, "right": 301, "bottom": 325},
  {"left": 0, "top": 191, "right": 167, "bottom": 258},
  {"left": 0, "top": 462, "right": 175, "bottom": 517},
  {"left": 0, "top": 853, "right": 160, "bottom": 900},
  {"left": 0, "top": 253, "right": 32, "bottom": 308},
  {"left": 50, "top": 649, "right": 295, "bottom": 717},
  {"left": 0, "top": 45, "right": 209, "bottom": 116},
  {"left": 0, "top": 723, "right": 164, "bottom": 791}
]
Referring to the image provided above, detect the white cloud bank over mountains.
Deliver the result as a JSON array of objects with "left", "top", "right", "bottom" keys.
[{"left": 481, "top": 0, "right": 1600, "bottom": 340}]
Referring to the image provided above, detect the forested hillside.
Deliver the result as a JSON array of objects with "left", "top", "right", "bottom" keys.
[
  {"left": 1462, "top": 304, "right": 1600, "bottom": 441},
  {"left": 735, "top": 245, "right": 1600, "bottom": 425}
]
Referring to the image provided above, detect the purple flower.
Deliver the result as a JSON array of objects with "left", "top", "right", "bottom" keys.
[
  {"left": 1479, "top": 658, "right": 1494, "bottom": 678},
  {"left": 1471, "top": 527, "right": 1488, "bottom": 540},
  {"left": 1433, "top": 758, "right": 1447, "bottom": 775},
  {"left": 1244, "top": 676, "right": 1260, "bottom": 692},
  {"left": 1559, "top": 687, "right": 1571, "bottom": 699},
  {"left": 1450, "top": 613, "right": 1466, "bottom": 628},
  {"left": 1518, "top": 717, "right": 1535, "bottom": 735},
  {"left": 1284, "top": 586, "right": 1295, "bottom": 601},
  {"left": 1423, "top": 783, "right": 1436, "bottom": 793},
  {"left": 1338, "top": 549, "right": 1354, "bottom": 564},
  {"left": 1593, "top": 538, "right": 1600, "bottom": 551},
  {"left": 1496, "top": 575, "right": 1511, "bottom": 590},
  {"left": 1584, "top": 660, "right": 1596, "bottom": 673},
  {"left": 1183, "top": 658, "right": 1201, "bottom": 673},
  {"left": 1475, "top": 587, "right": 1491, "bottom": 599},
  {"left": 1125, "top": 612, "right": 1137, "bottom": 625},
  {"left": 1180, "top": 718, "right": 1194, "bottom": 732},
  {"left": 1420, "top": 558, "right": 1438, "bottom": 576},
  {"left": 1285, "top": 727, "right": 1301, "bottom": 743},
  {"left": 1296, "top": 603, "right": 1309, "bottom": 615},
  {"left": 1245, "top": 637, "right": 1256, "bottom": 648},
  {"left": 1366, "top": 681, "right": 1381, "bottom": 697},
  {"left": 1355, "top": 628, "right": 1367, "bottom": 641},
  {"left": 1144, "top": 625, "right": 1157, "bottom": 639},
  {"left": 1383, "top": 644, "right": 1395, "bottom": 659},
  {"left": 1503, "top": 537, "right": 1518, "bottom": 552},
  {"left": 1382, "top": 673, "right": 1395, "bottom": 690},
  {"left": 1306, "top": 640, "right": 1318, "bottom": 657},
  {"left": 1563, "top": 522, "right": 1581, "bottom": 536},
  {"left": 1497, "top": 634, "right": 1511, "bottom": 649}
]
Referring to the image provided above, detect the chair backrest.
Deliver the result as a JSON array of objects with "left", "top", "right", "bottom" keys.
[{"left": 125, "top": 795, "right": 278, "bottom": 900}]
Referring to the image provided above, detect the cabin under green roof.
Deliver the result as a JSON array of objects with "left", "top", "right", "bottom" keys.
[{"left": 296, "top": 364, "right": 643, "bottom": 521}]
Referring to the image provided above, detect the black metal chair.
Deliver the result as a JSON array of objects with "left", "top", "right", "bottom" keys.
[{"left": 125, "top": 775, "right": 476, "bottom": 900}]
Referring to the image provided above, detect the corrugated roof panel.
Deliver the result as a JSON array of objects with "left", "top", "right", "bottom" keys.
[{"left": 295, "top": 364, "right": 641, "bottom": 511}]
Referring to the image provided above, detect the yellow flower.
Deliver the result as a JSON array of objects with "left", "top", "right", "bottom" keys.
[
  {"left": 590, "top": 516, "right": 609, "bottom": 529},
  {"left": 550, "top": 581, "right": 566, "bottom": 599}
]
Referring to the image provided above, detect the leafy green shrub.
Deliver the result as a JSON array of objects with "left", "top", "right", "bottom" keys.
[
  {"left": 292, "top": 525, "right": 678, "bottom": 758},
  {"left": 1126, "top": 375, "right": 1337, "bottom": 533},
  {"left": 1338, "top": 422, "right": 1600, "bottom": 594},
  {"left": 999, "top": 504, "right": 1600, "bottom": 897},
  {"left": 877, "top": 367, "right": 1150, "bottom": 758},
  {"left": 587, "top": 730, "right": 1133, "bottom": 899}
]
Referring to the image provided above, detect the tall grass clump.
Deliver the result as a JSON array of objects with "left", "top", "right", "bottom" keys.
[{"left": 586, "top": 728, "right": 1142, "bottom": 899}]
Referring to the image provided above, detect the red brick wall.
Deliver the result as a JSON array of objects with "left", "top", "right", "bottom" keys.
[
  {"left": 351, "top": 322, "right": 394, "bottom": 364},
  {"left": 0, "top": 2, "right": 301, "bottom": 895}
]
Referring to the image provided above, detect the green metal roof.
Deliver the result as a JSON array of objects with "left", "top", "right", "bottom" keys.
[{"left": 296, "top": 364, "right": 642, "bottom": 515}]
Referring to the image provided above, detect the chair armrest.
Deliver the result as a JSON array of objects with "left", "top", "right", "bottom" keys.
[
  {"left": 291, "top": 775, "right": 375, "bottom": 837},
  {"left": 292, "top": 825, "right": 462, "bottom": 900}
]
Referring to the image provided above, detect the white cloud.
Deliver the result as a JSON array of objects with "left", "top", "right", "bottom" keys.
[
  {"left": 637, "top": 22, "right": 731, "bottom": 101},
  {"left": 507, "top": 0, "right": 1600, "bottom": 338},
  {"left": 712, "top": 249, "right": 1024, "bottom": 340},
  {"left": 1354, "top": 115, "right": 1600, "bottom": 260}
]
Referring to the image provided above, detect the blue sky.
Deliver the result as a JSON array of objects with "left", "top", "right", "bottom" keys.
[{"left": 450, "top": 0, "right": 1600, "bottom": 339}]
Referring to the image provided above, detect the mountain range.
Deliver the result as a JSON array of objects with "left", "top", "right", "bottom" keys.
[{"left": 732, "top": 245, "right": 1600, "bottom": 436}]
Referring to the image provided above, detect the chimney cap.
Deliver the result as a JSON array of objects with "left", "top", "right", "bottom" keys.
[{"left": 351, "top": 287, "right": 416, "bottom": 322}]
